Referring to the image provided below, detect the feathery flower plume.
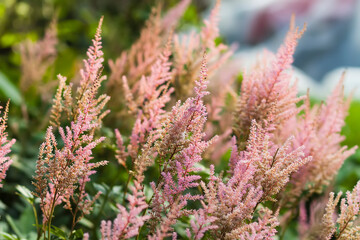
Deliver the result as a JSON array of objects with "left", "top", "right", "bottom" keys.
[
  {"left": 147, "top": 55, "right": 214, "bottom": 238},
  {"left": 161, "top": 0, "right": 191, "bottom": 32},
  {"left": 108, "top": 5, "right": 162, "bottom": 92},
  {"left": 50, "top": 17, "right": 110, "bottom": 129},
  {"left": 186, "top": 165, "right": 218, "bottom": 240},
  {"left": 204, "top": 119, "right": 309, "bottom": 238},
  {"left": 122, "top": 40, "right": 174, "bottom": 158},
  {"left": 201, "top": 0, "right": 222, "bottom": 49},
  {"left": 107, "top": 1, "right": 190, "bottom": 133},
  {"left": 108, "top": 0, "right": 190, "bottom": 90},
  {"left": 19, "top": 19, "right": 57, "bottom": 101},
  {"left": 296, "top": 192, "right": 338, "bottom": 239},
  {"left": 201, "top": 58, "right": 240, "bottom": 163},
  {"left": 114, "top": 128, "right": 128, "bottom": 168},
  {"left": 302, "top": 181, "right": 360, "bottom": 239},
  {"left": 231, "top": 121, "right": 311, "bottom": 201},
  {"left": 234, "top": 16, "right": 306, "bottom": 149},
  {"left": 225, "top": 208, "right": 279, "bottom": 240},
  {"left": 0, "top": 101, "right": 16, "bottom": 188},
  {"left": 33, "top": 17, "right": 109, "bottom": 236},
  {"left": 285, "top": 76, "right": 357, "bottom": 204},
  {"left": 173, "top": 0, "right": 233, "bottom": 100},
  {"left": 100, "top": 181, "right": 150, "bottom": 239}
]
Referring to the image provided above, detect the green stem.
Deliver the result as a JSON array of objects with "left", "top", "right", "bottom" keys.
[
  {"left": 69, "top": 176, "right": 87, "bottom": 239},
  {"left": 32, "top": 203, "right": 41, "bottom": 240},
  {"left": 122, "top": 172, "right": 132, "bottom": 204},
  {"left": 47, "top": 189, "right": 59, "bottom": 240}
]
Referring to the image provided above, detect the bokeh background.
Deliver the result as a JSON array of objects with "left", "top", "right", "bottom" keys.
[{"left": 0, "top": 0, "right": 359, "bottom": 239}]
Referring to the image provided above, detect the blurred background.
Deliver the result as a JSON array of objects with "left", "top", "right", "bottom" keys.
[
  {"left": 0, "top": 0, "right": 359, "bottom": 238},
  {"left": 217, "top": 0, "right": 360, "bottom": 98}
]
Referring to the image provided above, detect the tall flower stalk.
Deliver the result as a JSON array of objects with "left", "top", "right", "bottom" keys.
[
  {"left": 234, "top": 16, "right": 306, "bottom": 149},
  {"left": 32, "top": 17, "right": 109, "bottom": 239},
  {"left": 144, "top": 56, "right": 209, "bottom": 238},
  {"left": 0, "top": 101, "right": 16, "bottom": 188}
]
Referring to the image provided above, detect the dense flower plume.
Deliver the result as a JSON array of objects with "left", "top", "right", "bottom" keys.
[
  {"left": 285, "top": 76, "right": 357, "bottom": 205},
  {"left": 122, "top": 40, "right": 174, "bottom": 158},
  {"left": 0, "top": 102, "right": 15, "bottom": 188},
  {"left": 32, "top": 17, "right": 109, "bottom": 237},
  {"left": 234, "top": 16, "right": 306, "bottom": 149},
  {"left": 1, "top": 1, "right": 360, "bottom": 239},
  {"left": 18, "top": 19, "right": 57, "bottom": 97},
  {"left": 50, "top": 16, "right": 110, "bottom": 129},
  {"left": 100, "top": 181, "right": 150, "bottom": 239},
  {"left": 173, "top": 0, "right": 233, "bottom": 100},
  {"left": 299, "top": 181, "right": 360, "bottom": 240},
  {"left": 148, "top": 56, "right": 213, "bottom": 238}
]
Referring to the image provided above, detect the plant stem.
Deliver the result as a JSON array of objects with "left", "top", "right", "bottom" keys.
[
  {"left": 32, "top": 202, "right": 41, "bottom": 240},
  {"left": 47, "top": 189, "right": 59, "bottom": 240},
  {"left": 122, "top": 172, "right": 132, "bottom": 204}
]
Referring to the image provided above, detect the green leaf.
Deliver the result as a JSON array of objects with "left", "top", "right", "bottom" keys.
[
  {"left": 214, "top": 36, "right": 224, "bottom": 47},
  {"left": 69, "top": 229, "right": 83, "bottom": 240},
  {"left": 5, "top": 215, "right": 23, "bottom": 239},
  {"left": 0, "top": 232, "right": 19, "bottom": 240},
  {"left": 93, "top": 182, "right": 109, "bottom": 194},
  {"left": 78, "top": 218, "right": 93, "bottom": 229},
  {"left": 50, "top": 225, "right": 67, "bottom": 239},
  {"left": 16, "top": 185, "right": 34, "bottom": 202},
  {"left": 236, "top": 72, "right": 243, "bottom": 85},
  {"left": 0, "top": 72, "right": 22, "bottom": 105}
]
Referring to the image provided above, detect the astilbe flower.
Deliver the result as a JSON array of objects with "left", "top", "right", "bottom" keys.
[
  {"left": 98, "top": 41, "right": 177, "bottom": 240},
  {"left": 18, "top": 19, "right": 57, "bottom": 98},
  {"left": 100, "top": 180, "right": 150, "bottom": 239},
  {"left": 122, "top": 40, "right": 174, "bottom": 158},
  {"left": 106, "top": 1, "right": 191, "bottom": 136},
  {"left": 107, "top": 6, "right": 161, "bottom": 88},
  {"left": 226, "top": 208, "right": 279, "bottom": 240},
  {"left": 50, "top": 17, "right": 110, "bottom": 129},
  {"left": 301, "top": 181, "right": 360, "bottom": 240},
  {"left": 108, "top": 0, "right": 233, "bottom": 166},
  {"left": 0, "top": 102, "right": 16, "bottom": 188},
  {"left": 170, "top": 0, "right": 234, "bottom": 164},
  {"left": 33, "top": 17, "right": 108, "bottom": 233},
  {"left": 114, "top": 128, "right": 128, "bottom": 168},
  {"left": 173, "top": 0, "right": 233, "bottom": 100},
  {"left": 203, "top": 61, "right": 238, "bottom": 163},
  {"left": 146, "top": 56, "right": 215, "bottom": 239},
  {"left": 284, "top": 76, "right": 357, "bottom": 205},
  {"left": 232, "top": 121, "right": 311, "bottom": 202},
  {"left": 202, "top": 119, "right": 310, "bottom": 239},
  {"left": 296, "top": 191, "right": 337, "bottom": 240},
  {"left": 233, "top": 17, "right": 306, "bottom": 149},
  {"left": 107, "top": 0, "right": 190, "bottom": 96},
  {"left": 186, "top": 165, "right": 219, "bottom": 240}
]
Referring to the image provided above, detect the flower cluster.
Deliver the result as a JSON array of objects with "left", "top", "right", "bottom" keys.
[
  {"left": 2, "top": 0, "right": 358, "bottom": 239},
  {"left": 33, "top": 17, "right": 109, "bottom": 236},
  {"left": 234, "top": 16, "right": 306, "bottom": 149},
  {"left": 92, "top": 4, "right": 356, "bottom": 240},
  {"left": 285, "top": 76, "right": 357, "bottom": 204},
  {"left": 18, "top": 19, "right": 58, "bottom": 101},
  {"left": 0, "top": 102, "right": 15, "bottom": 188},
  {"left": 100, "top": 181, "right": 150, "bottom": 239}
]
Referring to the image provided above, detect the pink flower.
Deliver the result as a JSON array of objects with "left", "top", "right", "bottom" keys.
[
  {"left": 234, "top": 17, "right": 306, "bottom": 149},
  {"left": 100, "top": 181, "right": 150, "bottom": 239},
  {"left": 33, "top": 17, "right": 109, "bottom": 233},
  {"left": 0, "top": 102, "right": 15, "bottom": 188}
]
